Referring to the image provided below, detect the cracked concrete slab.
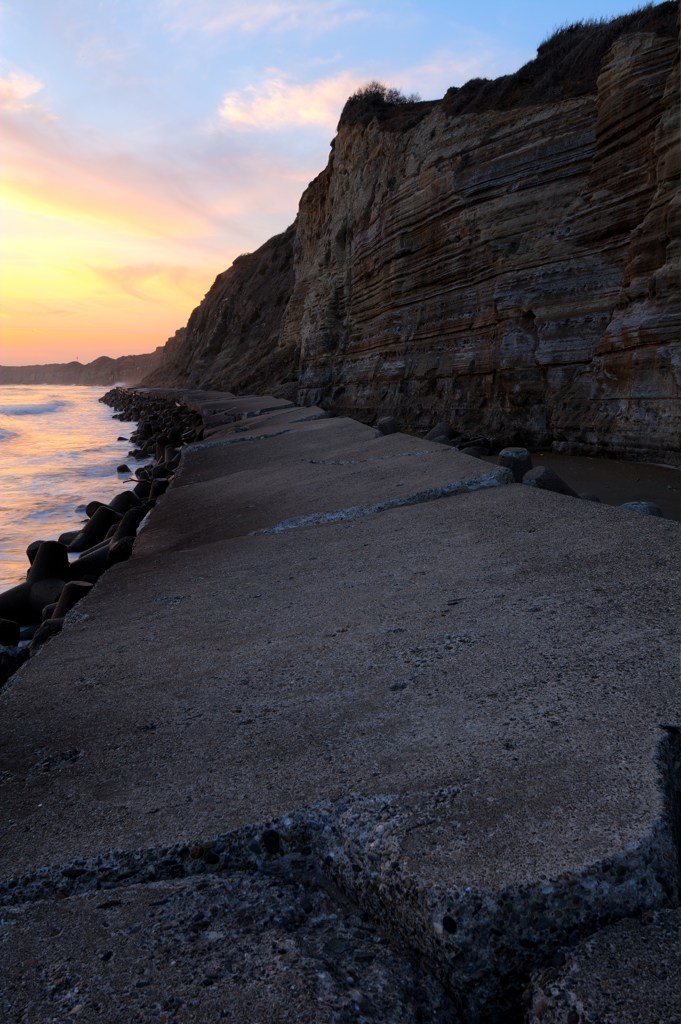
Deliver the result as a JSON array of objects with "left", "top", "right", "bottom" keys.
[
  {"left": 143, "top": 419, "right": 510, "bottom": 552},
  {"left": 1, "top": 394, "right": 679, "bottom": 1020},
  {"left": 1, "top": 860, "right": 453, "bottom": 1024},
  {"left": 205, "top": 402, "right": 331, "bottom": 440}
]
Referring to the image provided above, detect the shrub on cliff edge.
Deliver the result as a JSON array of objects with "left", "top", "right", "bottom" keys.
[{"left": 339, "top": 81, "right": 421, "bottom": 127}]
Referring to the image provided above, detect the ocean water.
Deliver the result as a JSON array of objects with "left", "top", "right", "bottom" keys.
[{"left": 0, "top": 385, "right": 146, "bottom": 593}]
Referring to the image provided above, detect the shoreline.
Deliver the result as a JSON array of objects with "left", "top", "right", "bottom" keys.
[{"left": 0, "top": 389, "right": 204, "bottom": 685}]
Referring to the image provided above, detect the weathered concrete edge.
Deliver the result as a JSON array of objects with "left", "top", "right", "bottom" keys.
[
  {"left": 311, "top": 731, "right": 681, "bottom": 1016},
  {"left": 1, "top": 732, "right": 678, "bottom": 1015}
]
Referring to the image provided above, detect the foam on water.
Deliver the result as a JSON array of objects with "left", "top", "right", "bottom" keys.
[
  {"left": 0, "top": 385, "right": 148, "bottom": 592},
  {"left": 0, "top": 399, "right": 70, "bottom": 416}
]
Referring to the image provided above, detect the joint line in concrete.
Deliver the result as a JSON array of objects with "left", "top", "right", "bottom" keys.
[{"left": 251, "top": 468, "right": 514, "bottom": 535}]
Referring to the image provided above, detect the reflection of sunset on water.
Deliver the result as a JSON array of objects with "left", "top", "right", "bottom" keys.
[{"left": 0, "top": 386, "right": 147, "bottom": 591}]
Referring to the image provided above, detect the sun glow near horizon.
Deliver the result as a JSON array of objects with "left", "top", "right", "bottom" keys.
[
  {"left": 0, "top": 179, "right": 226, "bottom": 363},
  {"left": 0, "top": 0, "right": 657, "bottom": 367}
]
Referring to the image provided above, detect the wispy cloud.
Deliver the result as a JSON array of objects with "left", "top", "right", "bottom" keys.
[
  {"left": 216, "top": 35, "right": 521, "bottom": 134},
  {"left": 160, "top": 0, "right": 369, "bottom": 36},
  {"left": 2, "top": 94, "right": 230, "bottom": 243},
  {"left": 0, "top": 68, "right": 52, "bottom": 116},
  {"left": 75, "top": 35, "right": 138, "bottom": 70},
  {"left": 0, "top": 65, "right": 329, "bottom": 362},
  {"left": 90, "top": 263, "right": 213, "bottom": 303},
  {"left": 219, "top": 69, "right": 358, "bottom": 130},
  {"left": 2, "top": 84, "right": 323, "bottom": 258},
  {"left": 3, "top": 146, "right": 210, "bottom": 241}
]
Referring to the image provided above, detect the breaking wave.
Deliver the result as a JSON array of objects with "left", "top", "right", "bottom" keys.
[{"left": 0, "top": 399, "right": 70, "bottom": 416}]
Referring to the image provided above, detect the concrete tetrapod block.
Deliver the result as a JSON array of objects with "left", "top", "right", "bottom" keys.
[
  {"left": 0, "top": 617, "right": 20, "bottom": 646},
  {"left": 498, "top": 446, "right": 533, "bottom": 482},
  {"left": 425, "top": 422, "right": 455, "bottom": 441},
  {"left": 0, "top": 414, "right": 679, "bottom": 1020},
  {"left": 376, "top": 415, "right": 399, "bottom": 435},
  {"left": 523, "top": 465, "right": 579, "bottom": 497},
  {"left": 618, "top": 499, "right": 663, "bottom": 517}
]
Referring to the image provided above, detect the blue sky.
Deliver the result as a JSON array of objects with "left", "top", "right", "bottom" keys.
[{"left": 0, "top": 0, "right": 658, "bottom": 362}]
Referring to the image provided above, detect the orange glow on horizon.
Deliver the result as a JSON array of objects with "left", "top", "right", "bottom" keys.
[
  {"left": 0, "top": 51, "right": 322, "bottom": 368},
  {"left": 0, "top": 262, "right": 216, "bottom": 364},
  {"left": 2, "top": 171, "right": 213, "bottom": 239},
  {"left": 0, "top": 116, "right": 243, "bottom": 367},
  {"left": 0, "top": 174, "right": 233, "bottom": 366}
]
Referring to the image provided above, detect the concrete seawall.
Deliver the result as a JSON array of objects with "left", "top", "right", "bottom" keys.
[{"left": 1, "top": 393, "right": 679, "bottom": 1022}]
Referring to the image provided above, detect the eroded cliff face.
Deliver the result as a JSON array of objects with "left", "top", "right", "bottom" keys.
[
  {"left": 148, "top": 5, "right": 680, "bottom": 462},
  {"left": 142, "top": 227, "right": 296, "bottom": 397}
]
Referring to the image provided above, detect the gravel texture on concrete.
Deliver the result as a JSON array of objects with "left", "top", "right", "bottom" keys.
[
  {"left": 1, "top": 857, "right": 453, "bottom": 1024},
  {"left": 1, "top": 393, "right": 679, "bottom": 1022},
  {"left": 525, "top": 908, "right": 681, "bottom": 1023}
]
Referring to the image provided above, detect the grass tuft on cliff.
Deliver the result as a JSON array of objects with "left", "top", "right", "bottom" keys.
[
  {"left": 442, "top": 0, "right": 677, "bottom": 115},
  {"left": 338, "top": 81, "right": 425, "bottom": 129}
]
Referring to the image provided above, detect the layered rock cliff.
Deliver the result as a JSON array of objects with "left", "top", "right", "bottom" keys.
[
  {"left": 144, "top": 3, "right": 680, "bottom": 463},
  {"left": 0, "top": 349, "right": 164, "bottom": 387}
]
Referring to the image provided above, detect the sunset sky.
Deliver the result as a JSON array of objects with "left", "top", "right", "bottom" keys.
[{"left": 1, "top": 0, "right": 652, "bottom": 365}]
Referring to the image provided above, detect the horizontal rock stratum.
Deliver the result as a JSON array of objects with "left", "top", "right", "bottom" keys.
[
  {"left": 1, "top": 393, "right": 679, "bottom": 1022},
  {"left": 143, "top": 3, "right": 681, "bottom": 465}
]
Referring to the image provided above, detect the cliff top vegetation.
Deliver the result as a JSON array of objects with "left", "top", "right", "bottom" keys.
[
  {"left": 337, "top": 1, "right": 677, "bottom": 132},
  {"left": 442, "top": 0, "right": 677, "bottom": 115},
  {"left": 338, "top": 81, "right": 425, "bottom": 128}
]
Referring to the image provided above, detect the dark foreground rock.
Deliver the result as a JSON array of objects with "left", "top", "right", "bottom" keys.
[
  {"left": 618, "top": 499, "right": 663, "bottom": 517},
  {"left": 523, "top": 465, "right": 579, "bottom": 497}
]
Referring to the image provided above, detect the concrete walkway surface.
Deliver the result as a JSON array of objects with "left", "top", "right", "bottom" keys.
[{"left": 1, "top": 393, "right": 679, "bottom": 1022}]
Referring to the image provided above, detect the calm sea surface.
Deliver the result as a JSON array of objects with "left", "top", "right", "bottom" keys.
[{"left": 0, "top": 385, "right": 145, "bottom": 593}]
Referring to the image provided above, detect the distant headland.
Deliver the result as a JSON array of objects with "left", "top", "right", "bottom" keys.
[{"left": 0, "top": 349, "right": 164, "bottom": 386}]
